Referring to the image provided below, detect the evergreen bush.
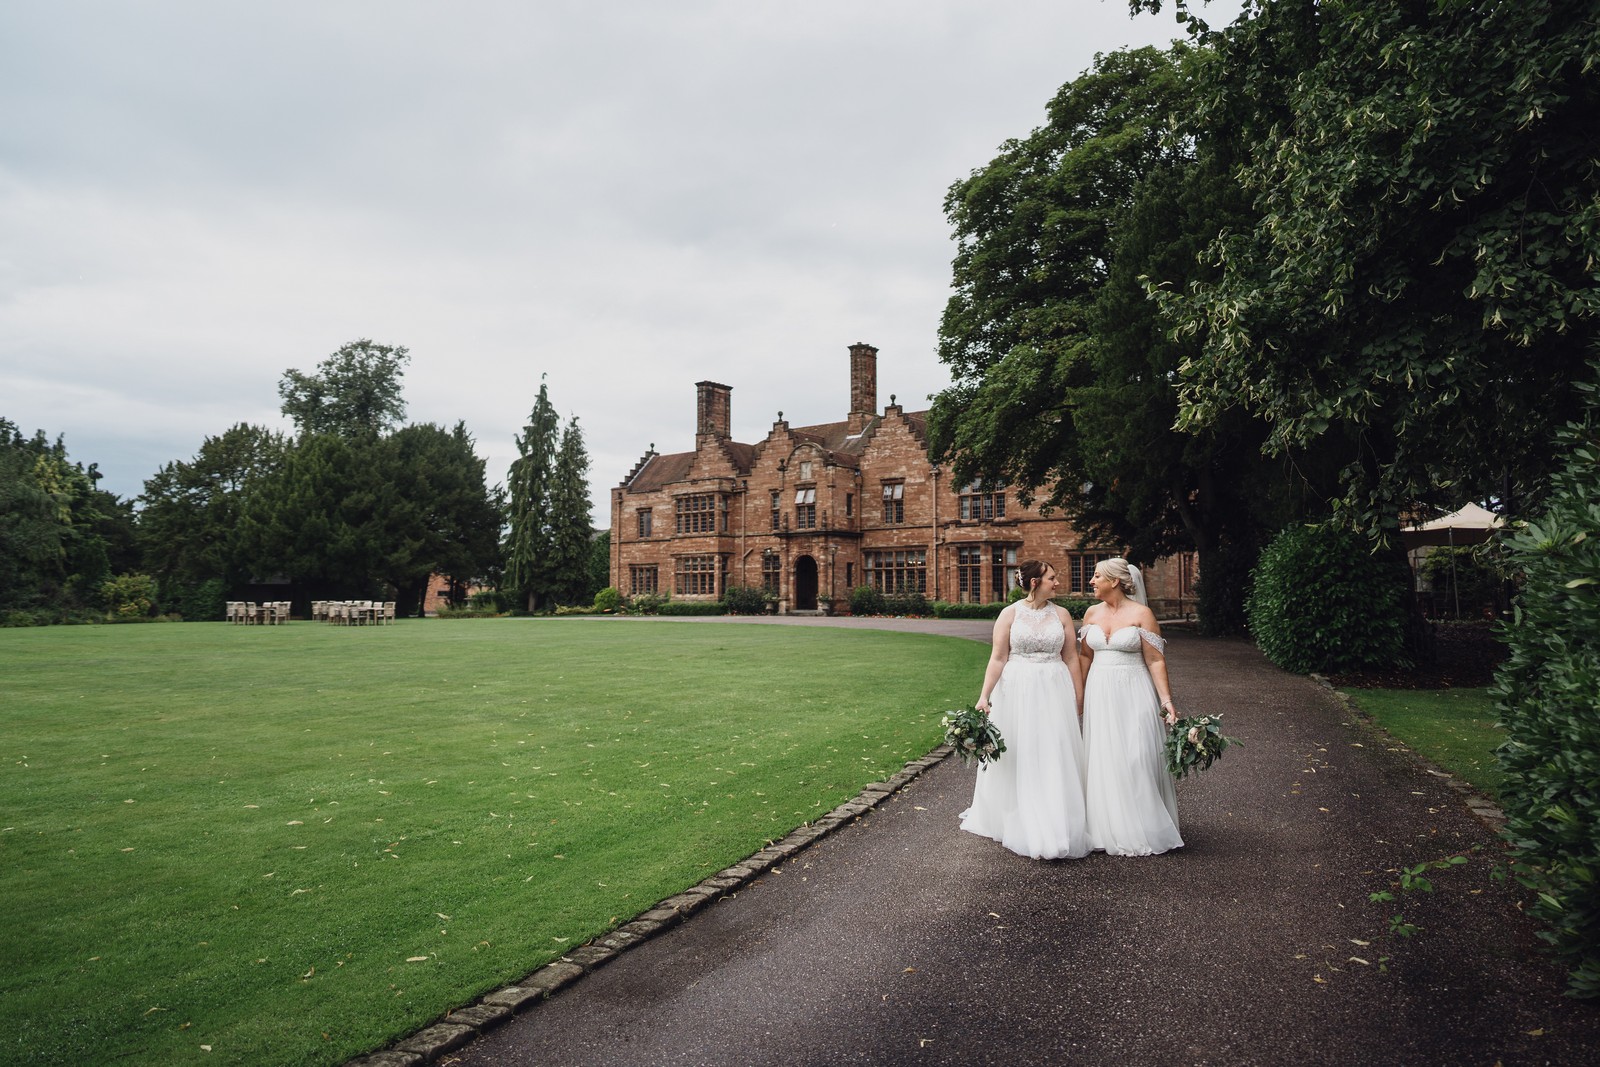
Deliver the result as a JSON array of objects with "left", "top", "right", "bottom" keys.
[
  {"left": 1245, "top": 523, "right": 1411, "bottom": 674},
  {"left": 593, "top": 586, "right": 622, "bottom": 613},
  {"left": 1493, "top": 414, "right": 1600, "bottom": 998},
  {"left": 658, "top": 600, "right": 725, "bottom": 616},
  {"left": 849, "top": 585, "right": 886, "bottom": 616},
  {"left": 170, "top": 578, "right": 226, "bottom": 622},
  {"left": 883, "top": 589, "right": 931, "bottom": 616},
  {"left": 720, "top": 585, "right": 770, "bottom": 615}
]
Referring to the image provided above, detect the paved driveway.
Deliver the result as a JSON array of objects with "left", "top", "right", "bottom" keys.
[{"left": 435, "top": 622, "right": 1598, "bottom": 1066}]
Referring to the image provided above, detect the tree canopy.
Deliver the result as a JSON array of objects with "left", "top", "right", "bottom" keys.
[
  {"left": 1142, "top": 0, "right": 1600, "bottom": 535},
  {"left": 279, "top": 339, "right": 411, "bottom": 438}
]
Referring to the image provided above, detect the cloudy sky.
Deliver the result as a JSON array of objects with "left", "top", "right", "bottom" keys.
[{"left": 1, "top": 0, "right": 1237, "bottom": 521}]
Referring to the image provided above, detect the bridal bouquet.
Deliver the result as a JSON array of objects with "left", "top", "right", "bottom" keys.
[
  {"left": 942, "top": 706, "right": 1006, "bottom": 767},
  {"left": 1165, "top": 714, "right": 1241, "bottom": 778}
]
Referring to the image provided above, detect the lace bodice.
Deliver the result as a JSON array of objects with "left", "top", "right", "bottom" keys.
[{"left": 1008, "top": 601, "right": 1065, "bottom": 660}]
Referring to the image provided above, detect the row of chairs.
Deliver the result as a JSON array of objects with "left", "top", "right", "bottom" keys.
[
  {"left": 313, "top": 600, "right": 397, "bottom": 625},
  {"left": 226, "top": 601, "right": 290, "bottom": 624}
]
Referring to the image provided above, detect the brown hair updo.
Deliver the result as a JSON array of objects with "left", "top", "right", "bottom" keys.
[{"left": 1016, "top": 559, "right": 1052, "bottom": 595}]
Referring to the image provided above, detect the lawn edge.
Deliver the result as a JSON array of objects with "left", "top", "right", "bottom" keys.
[
  {"left": 342, "top": 744, "right": 958, "bottom": 1066},
  {"left": 1310, "top": 673, "right": 1508, "bottom": 832}
]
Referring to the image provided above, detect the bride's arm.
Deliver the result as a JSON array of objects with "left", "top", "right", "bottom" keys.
[
  {"left": 975, "top": 606, "right": 1012, "bottom": 714},
  {"left": 1057, "top": 607, "right": 1087, "bottom": 715}
]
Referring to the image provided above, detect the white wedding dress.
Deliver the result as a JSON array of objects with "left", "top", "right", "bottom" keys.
[
  {"left": 959, "top": 602, "right": 1088, "bottom": 859},
  {"left": 1080, "top": 623, "right": 1183, "bottom": 856}
]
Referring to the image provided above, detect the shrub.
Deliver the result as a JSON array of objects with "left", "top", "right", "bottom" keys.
[
  {"left": 469, "top": 589, "right": 513, "bottom": 613},
  {"left": 101, "top": 573, "right": 156, "bottom": 619},
  {"left": 1493, "top": 413, "right": 1600, "bottom": 998},
  {"left": 628, "top": 590, "right": 671, "bottom": 615},
  {"left": 932, "top": 600, "right": 1006, "bottom": 620},
  {"left": 1245, "top": 523, "right": 1411, "bottom": 674},
  {"left": 432, "top": 606, "right": 501, "bottom": 619},
  {"left": 659, "top": 600, "right": 725, "bottom": 616},
  {"left": 553, "top": 604, "right": 597, "bottom": 616},
  {"left": 721, "top": 585, "right": 770, "bottom": 616},
  {"left": 166, "top": 578, "right": 226, "bottom": 622},
  {"left": 593, "top": 586, "right": 622, "bottom": 613},
  {"left": 883, "top": 589, "right": 931, "bottom": 616},
  {"left": 849, "top": 585, "right": 886, "bottom": 616}
]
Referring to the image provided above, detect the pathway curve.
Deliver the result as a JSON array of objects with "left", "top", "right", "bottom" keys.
[{"left": 413, "top": 621, "right": 1597, "bottom": 1066}]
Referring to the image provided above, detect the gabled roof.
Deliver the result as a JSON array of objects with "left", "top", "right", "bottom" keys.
[{"left": 624, "top": 451, "right": 695, "bottom": 492}]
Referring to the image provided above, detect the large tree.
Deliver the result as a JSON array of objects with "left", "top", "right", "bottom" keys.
[
  {"left": 0, "top": 419, "right": 125, "bottom": 618},
  {"left": 278, "top": 339, "right": 411, "bottom": 438},
  {"left": 504, "top": 381, "right": 562, "bottom": 611},
  {"left": 546, "top": 416, "right": 594, "bottom": 607},
  {"left": 379, "top": 421, "right": 503, "bottom": 614},
  {"left": 928, "top": 44, "right": 1288, "bottom": 631},
  {"left": 1136, "top": 0, "right": 1600, "bottom": 536},
  {"left": 138, "top": 423, "right": 286, "bottom": 613}
]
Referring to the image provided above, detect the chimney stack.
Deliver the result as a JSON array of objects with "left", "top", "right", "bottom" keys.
[
  {"left": 696, "top": 380, "right": 732, "bottom": 444},
  {"left": 848, "top": 342, "right": 877, "bottom": 431}
]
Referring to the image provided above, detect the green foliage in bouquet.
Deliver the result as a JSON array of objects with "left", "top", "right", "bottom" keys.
[
  {"left": 1165, "top": 714, "right": 1241, "bottom": 779},
  {"left": 1493, "top": 407, "right": 1600, "bottom": 999},
  {"left": 1246, "top": 523, "right": 1412, "bottom": 673},
  {"left": 942, "top": 706, "right": 1005, "bottom": 766}
]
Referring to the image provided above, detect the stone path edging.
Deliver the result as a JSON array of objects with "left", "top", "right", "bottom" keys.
[{"left": 343, "top": 745, "right": 959, "bottom": 1067}]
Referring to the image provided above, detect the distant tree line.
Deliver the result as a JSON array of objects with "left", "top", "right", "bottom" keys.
[{"left": 1, "top": 339, "right": 604, "bottom": 623}]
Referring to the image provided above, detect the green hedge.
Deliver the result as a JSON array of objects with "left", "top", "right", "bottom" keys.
[
  {"left": 1494, "top": 413, "right": 1600, "bottom": 998},
  {"left": 1246, "top": 523, "right": 1411, "bottom": 674},
  {"left": 658, "top": 601, "right": 726, "bottom": 616},
  {"left": 929, "top": 598, "right": 1097, "bottom": 620},
  {"left": 721, "top": 585, "right": 771, "bottom": 615}
]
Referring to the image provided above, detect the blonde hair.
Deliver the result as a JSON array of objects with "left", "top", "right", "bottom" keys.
[{"left": 1097, "top": 556, "right": 1138, "bottom": 598}]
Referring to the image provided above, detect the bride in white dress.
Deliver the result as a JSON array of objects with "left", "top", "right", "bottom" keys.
[
  {"left": 960, "top": 560, "right": 1090, "bottom": 860},
  {"left": 1079, "top": 557, "right": 1184, "bottom": 856}
]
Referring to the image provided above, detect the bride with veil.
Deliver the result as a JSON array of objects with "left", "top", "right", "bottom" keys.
[{"left": 1079, "top": 556, "right": 1184, "bottom": 856}]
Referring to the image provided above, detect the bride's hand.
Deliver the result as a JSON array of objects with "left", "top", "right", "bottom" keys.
[
  {"left": 1161, "top": 700, "right": 1178, "bottom": 726},
  {"left": 975, "top": 698, "right": 991, "bottom": 715}
]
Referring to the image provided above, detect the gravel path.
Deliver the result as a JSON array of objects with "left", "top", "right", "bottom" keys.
[{"left": 428, "top": 625, "right": 1597, "bottom": 1067}]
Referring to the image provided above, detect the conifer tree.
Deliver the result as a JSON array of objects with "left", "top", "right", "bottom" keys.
[
  {"left": 547, "top": 416, "right": 594, "bottom": 606},
  {"left": 504, "top": 381, "right": 561, "bottom": 611}
]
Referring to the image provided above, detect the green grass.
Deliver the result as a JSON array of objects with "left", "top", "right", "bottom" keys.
[
  {"left": 1341, "top": 687, "right": 1505, "bottom": 798},
  {"left": 0, "top": 619, "right": 986, "bottom": 1066}
]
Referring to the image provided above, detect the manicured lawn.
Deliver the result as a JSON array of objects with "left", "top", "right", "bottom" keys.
[
  {"left": 1340, "top": 687, "right": 1504, "bottom": 798},
  {"left": 0, "top": 619, "right": 986, "bottom": 1066}
]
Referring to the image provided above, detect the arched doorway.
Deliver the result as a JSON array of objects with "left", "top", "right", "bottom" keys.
[{"left": 794, "top": 555, "right": 818, "bottom": 611}]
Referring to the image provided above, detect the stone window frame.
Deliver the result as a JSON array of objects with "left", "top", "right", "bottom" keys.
[
  {"left": 761, "top": 551, "right": 781, "bottom": 594},
  {"left": 880, "top": 481, "right": 905, "bottom": 525},
  {"left": 769, "top": 490, "right": 781, "bottom": 531},
  {"left": 674, "top": 554, "right": 719, "bottom": 596},
  {"left": 637, "top": 508, "right": 653, "bottom": 538},
  {"left": 865, "top": 547, "right": 926, "bottom": 594},
  {"left": 795, "top": 486, "right": 817, "bottom": 530},
  {"left": 675, "top": 493, "right": 717, "bottom": 535},
  {"left": 958, "top": 481, "right": 1007, "bottom": 522},
  {"left": 629, "top": 564, "right": 658, "bottom": 595}
]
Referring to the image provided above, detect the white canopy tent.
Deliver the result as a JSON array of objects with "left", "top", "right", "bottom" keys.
[{"left": 1403, "top": 503, "right": 1504, "bottom": 617}]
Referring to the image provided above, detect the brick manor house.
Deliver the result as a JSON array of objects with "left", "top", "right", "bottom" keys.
[{"left": 609, "top": 343, "right": 1193, "bottom": 614}]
